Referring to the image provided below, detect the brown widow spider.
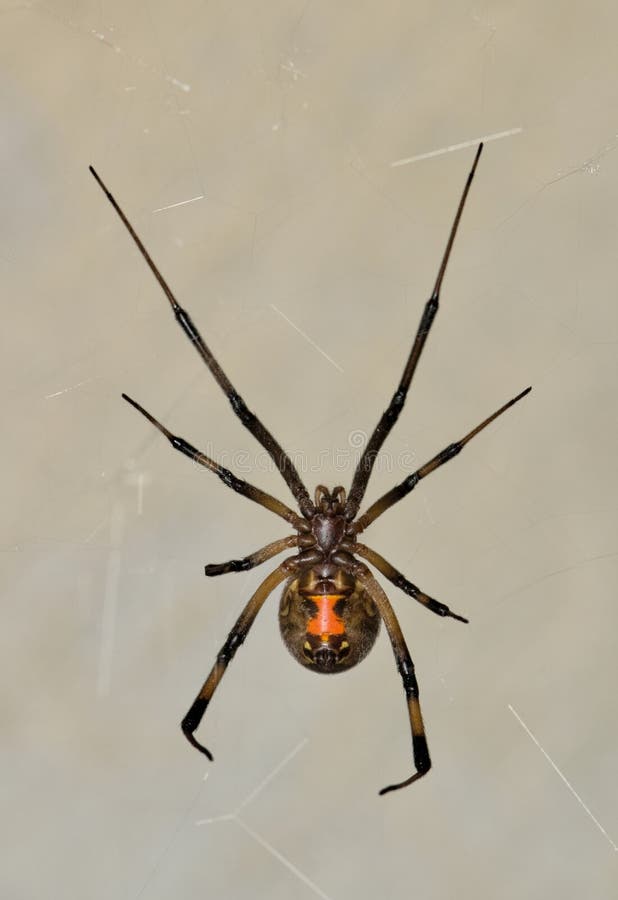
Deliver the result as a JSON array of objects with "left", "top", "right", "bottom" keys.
[{"left": 90, "top": 143, "right": 531, "bottom": 795}]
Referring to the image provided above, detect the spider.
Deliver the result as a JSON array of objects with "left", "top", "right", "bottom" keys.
[{"left": 90, "top": 143, "right": 530, "bottom": 795}]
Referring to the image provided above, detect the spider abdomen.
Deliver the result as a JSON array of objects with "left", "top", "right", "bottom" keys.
[{"left": 278, "top": 573, "right": 380, "bottom": 673}]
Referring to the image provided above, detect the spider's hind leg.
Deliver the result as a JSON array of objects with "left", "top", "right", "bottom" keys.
[
  {"left": 182, "top": 558, "right": 298, "bottom": 759},
  {"left": 348, "top": 562, "right": 432, "bottom": 795}
]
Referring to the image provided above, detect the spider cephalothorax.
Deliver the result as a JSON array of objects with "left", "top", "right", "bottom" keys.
[{"left": 91, "top": 143, "right": 531, "bottom": 795}]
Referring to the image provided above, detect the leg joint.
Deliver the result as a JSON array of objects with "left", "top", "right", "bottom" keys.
[
  {"left": 394, "top": 574, "right": 418, "bottom": 597},
  {"left": 174, "top": 306, "right": 201, "bottom": 344},
  {"left": 181, "top": 699, "right": 207, "bottom": 733},
  {"left": 229, "top": 391, "right": 255, "bottom": 427},
  {"left": 171, "top": 435, "right": 197, "bottom": 456},
  {"left": 412, "top": 734, "right": 431, "bottom": 773},
  {"left": 402, "top": 472, "right": 420, "bottom": 492},
  {"left": 392, "top": 389, "right": 406, "bottom": 409},
  {"left": 397, "top": 655, "right": 418, "bottom": 696},
  {"left": 220, "top": 630, "right": 246, "bottom": 661},
  {"left": 438, "top": 442, "right": 462, "bottom": 464}
]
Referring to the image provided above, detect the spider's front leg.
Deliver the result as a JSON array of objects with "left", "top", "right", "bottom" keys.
[{"left": 182, "top": 558, "right": 298, "bottom": 759}]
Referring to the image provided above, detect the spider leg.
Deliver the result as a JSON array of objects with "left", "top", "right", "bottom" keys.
[
  {"left": 90, "top": 167, "right": 314, "bottom": 519},
  {"left": 348, "top": 561, "right": 431, "bottom": 795},
  {"left": 182, "top": 558, "right": 298, "bottom": 759},
  {"left": 354, "top": 543, "right": 468, "bottom": 623},
  {"left": 346, "top": 144, "right": 483, "bottom": 520},
  {"left": 205, "top": 535, "right": 297, "bottom": 576},
  {"left": 355, "top": 385, "right": 531, "bottom": 533},
  {"left": 122, "top": 393, "right": 305, "bottom": 529}
]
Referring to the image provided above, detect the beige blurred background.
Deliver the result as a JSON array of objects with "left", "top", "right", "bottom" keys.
[{"left": 3, "top": 2, "right": 617, "bottom": 898}]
